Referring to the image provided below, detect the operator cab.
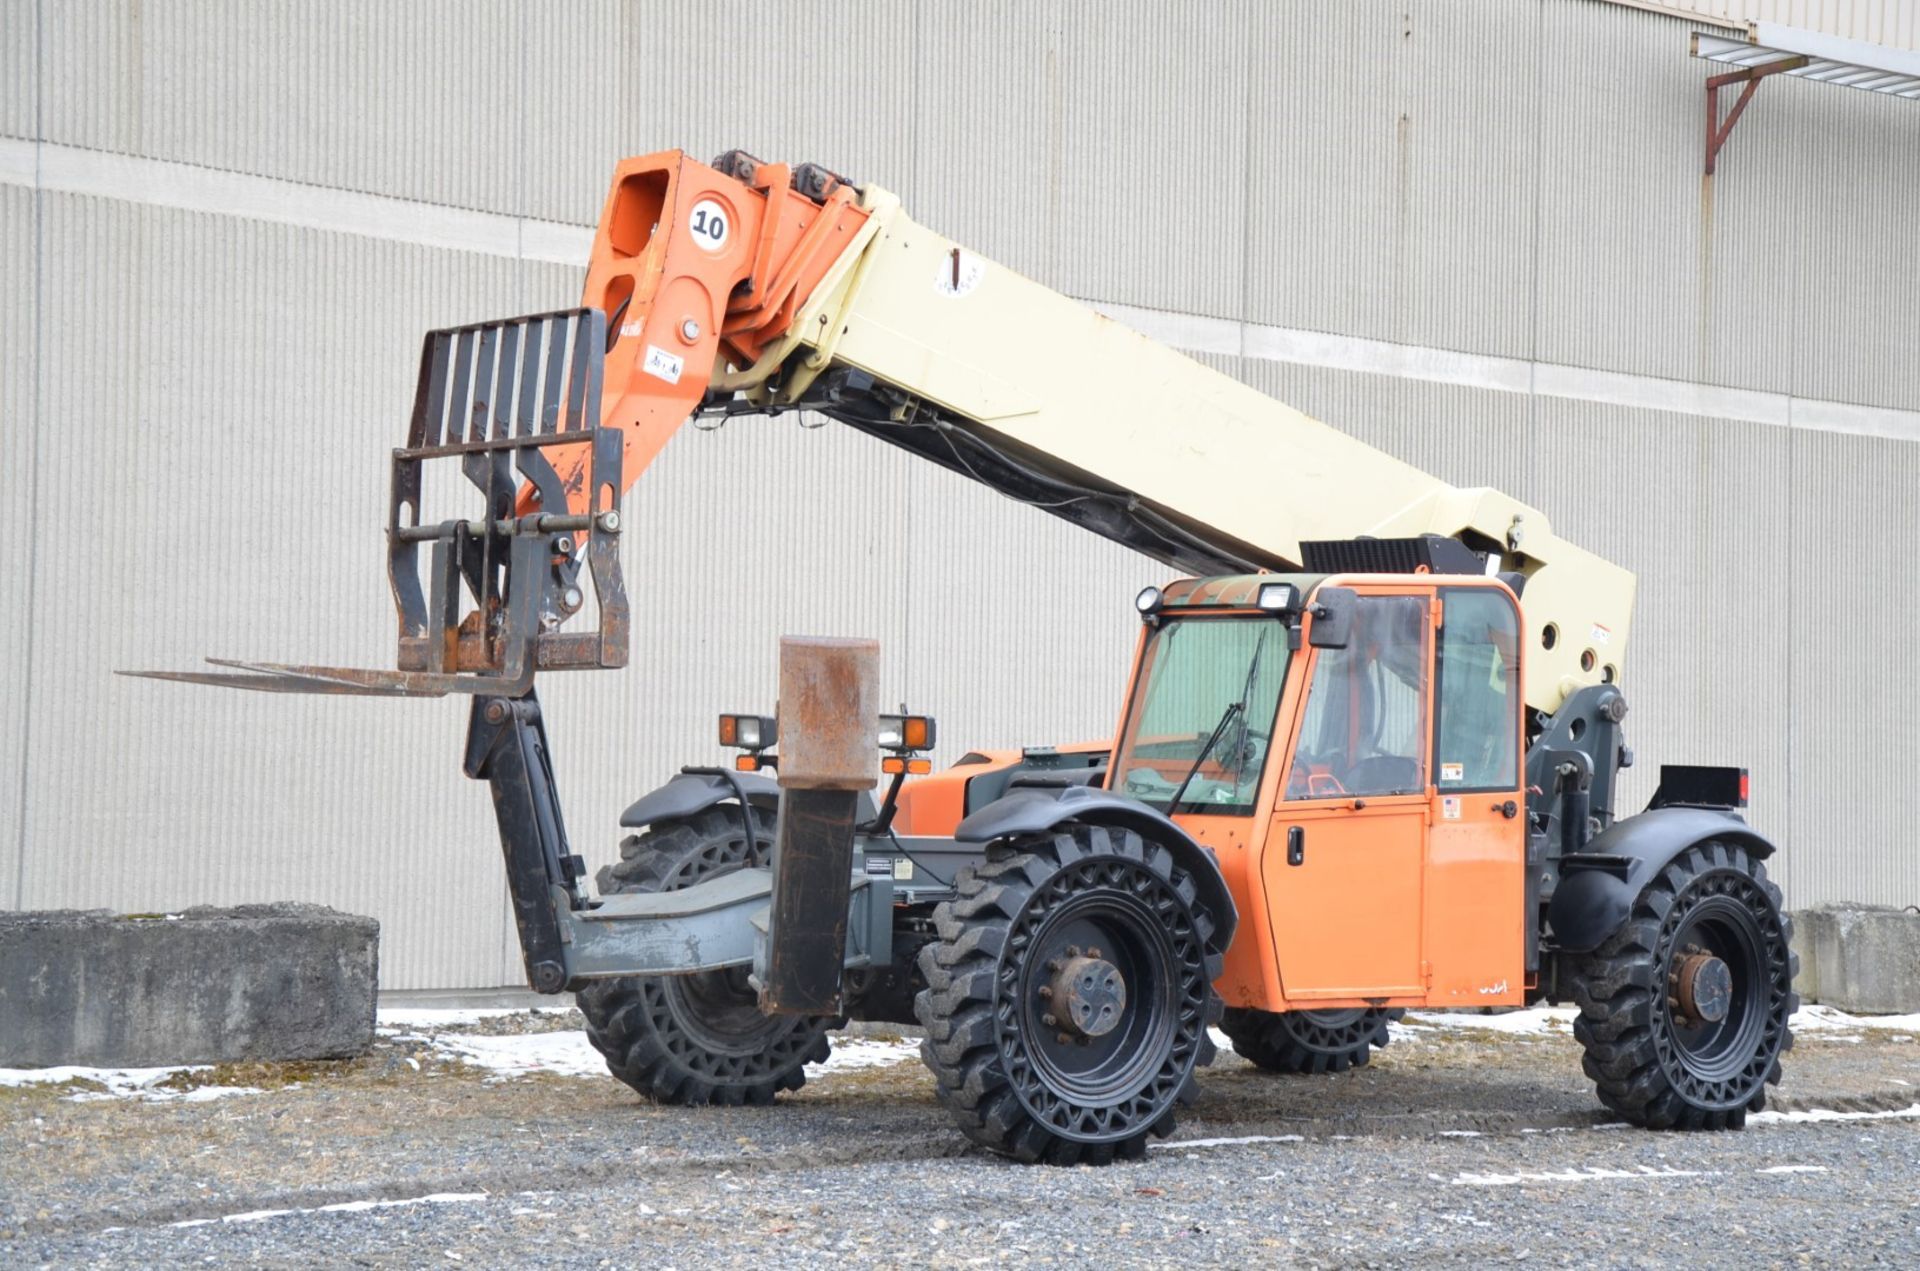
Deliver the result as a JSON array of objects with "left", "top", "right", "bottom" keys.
[{"left": 1110, "top": 552, "right": 1529, "bottom": 1013}]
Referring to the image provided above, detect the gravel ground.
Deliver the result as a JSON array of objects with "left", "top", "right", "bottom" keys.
[{"left": 6, "top": 1008, "right": 1919, "bottom": 1267}]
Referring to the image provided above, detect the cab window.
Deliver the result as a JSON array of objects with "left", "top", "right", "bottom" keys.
[
  {"left": 1433, "top": 588, "right": 1521, "bottom": 791},
  {"left": 1287, "top": 594, "right": 1429, "bottom": 800}
]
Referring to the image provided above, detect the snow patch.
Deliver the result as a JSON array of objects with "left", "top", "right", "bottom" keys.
[
  {"left": 424, "top": 1031, "right": 606, "bottom": 1080},
  {"left": 810, "top": 1037, "right": 918, "bottom": 1074},
  {"left": 417, "top": 1028, "right": 916, "bottom": 1082},
  {"left": 1754, "top": 1164, "right": 1828, "bottom": 1174},
  {"left": 1403, "top": 1007, "right": 1577, "bottom": 1035},
  {"left": 0, "top": 1064, "right": 260, "bottom": 1103},
  {"left": 1151, "top": 1133, "right": 1305, "bottom": 1151},
  {"left": 1750, "top": 1103, "right": 1920, "bottom": 1126},
  {"left": 171, "top": 1191, "right": 488, "bottom": 1229},
  {"left": 1790, "top": 1004, "right": 1920, "bottom": 1034},
  {"left": 1453, "top": 1164, "right": 1707, "bottom": 1186},
  {"left": 377, "top": 1006, "right": 576, "bottom": 1031}
]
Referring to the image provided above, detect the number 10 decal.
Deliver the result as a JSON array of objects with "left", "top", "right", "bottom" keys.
[{"left": 688, "top": 199, "right": 730, "bottom": 252}]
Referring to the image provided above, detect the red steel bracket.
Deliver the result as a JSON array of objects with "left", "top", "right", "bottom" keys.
[{"left": 1704, "top": 56, "right": 1809, "bottom": 175}]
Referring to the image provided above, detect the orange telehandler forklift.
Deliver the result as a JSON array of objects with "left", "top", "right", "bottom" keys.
[{"left": 138, "top": 150, "right": 1796, "bottom": 1165}]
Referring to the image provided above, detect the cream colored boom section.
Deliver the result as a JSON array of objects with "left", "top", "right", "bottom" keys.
[{"left": 759, "top": 189, "right": 1634, "bottom": 716}]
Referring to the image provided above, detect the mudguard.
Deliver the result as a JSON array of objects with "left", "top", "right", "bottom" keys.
[
  {"left": 956, "top": 784, "right": 1238, "bottom": 949},
  {"left": 619, "top": 771, "right": 781, "bottom": 829},
  {"left": 1547, "top": 807, "right": 1778, "bottom": 953}
]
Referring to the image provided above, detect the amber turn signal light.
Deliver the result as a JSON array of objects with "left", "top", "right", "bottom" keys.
[
  {"left": 878, "top": 713, "right": 936, "bottom": 754},
  {"left": 881, "top": 756, "right": 932, "bottom": 775}
]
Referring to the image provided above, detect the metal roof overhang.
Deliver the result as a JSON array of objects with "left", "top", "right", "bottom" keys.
[
  {"left": 1693, "top": 23, "right": 1920, "bottom": 99},
  {"left": 1691, "top": 23, "right": 1919, "bottom": 172}
]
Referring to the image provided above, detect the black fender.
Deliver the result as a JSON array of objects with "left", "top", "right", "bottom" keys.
[
  {"left": 1547, "top": 807, "right": 1779, "bottom": 953},
  {"left": 956, "top": 784, "right": 1239, "bottom": 950},
  {"left": 619, "top": 771, "right": 782, "bottom": 830}
]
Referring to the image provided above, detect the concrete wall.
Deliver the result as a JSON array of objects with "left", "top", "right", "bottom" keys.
[{"left": 5, "top": 0, "right": 1917, "bottom": 989}]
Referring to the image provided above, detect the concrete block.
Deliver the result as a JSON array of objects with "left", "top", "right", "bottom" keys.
[
  {"left": 0, "top": 904, "right": 378, "bottom": 1068},
  {"left": 1789, "top": 905, "right": 1920, "bottom": 1016}
]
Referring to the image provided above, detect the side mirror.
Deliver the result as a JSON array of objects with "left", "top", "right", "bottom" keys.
[{"left": 1306, "top": 587, "right": 1354, "bottom": 648}]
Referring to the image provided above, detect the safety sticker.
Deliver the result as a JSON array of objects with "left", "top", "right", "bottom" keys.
[
  {"left": 688, "top": 198, "right": 730, "bottom": 252},
  {"left": 1440, "top": 762, "right": 1464, "bottom": 784},
  {"left": 892, "top": 858, "right": 914, "bottom": 881},
  {"left": 1590, "top": 623, "right": 1612, "bottom": 646},
  {"left": 935, "top": 247, "right": 985, "bottom": 298},
  {"left": 642, "top": 343, "right": 684, "bottom": 385},
  {"left": 1442, "top": 796, "right": 1462, "bottom": 821}
]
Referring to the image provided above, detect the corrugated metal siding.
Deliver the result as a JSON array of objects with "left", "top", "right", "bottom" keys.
[
  {"left": 1536, "top": 0, "right": 1801, "bottom": 392},
  {"left": 1784, "top": 426, "right": 1920, "bottom": 906},
  {"left": 7, "top": 0, "right": 1919, "bottom": 988},
  {"left": 1, "top": 181, "right": 35, "bottom": 910},
  {"left": 1245, "top": 1, "right": 1541, "bottom": 357},
  {"left": 1787, "top": 75, "right": 1920, "bottom": 410},
  {"left": 1, "top": 0, "right": 35, "bottom": 139},
  {"left": 23, "top": 195, "right": 524, "bottom": 988},
  {"left": 39, "top": 1, "right": 524, "bottom": 213}
]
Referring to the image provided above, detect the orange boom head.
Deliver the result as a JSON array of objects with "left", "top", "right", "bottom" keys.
[{"left": 526, "top": 151, "right": 872, "bottom": 520}]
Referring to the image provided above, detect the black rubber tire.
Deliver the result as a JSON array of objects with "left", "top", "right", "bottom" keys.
[
  {"left": 914, "top": 823, "right": 1226, "bottom": 1165},
  {"left": 1220, "top": 1006, "right": 1402, "bottom": 1075},
  {"left": 1571, "top": 840, "right": 1796, "bottom": 1130},
  {"left": 575, "top": 806, "right": 836, "bottom": 1107}
]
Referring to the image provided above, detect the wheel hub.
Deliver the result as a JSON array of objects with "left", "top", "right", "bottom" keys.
[
  {"left": 1047, "top": 949, "right": 1127, "bottom": 1040},
  {"left": 1671, "top": 946, "right": 1733, "bottom": 1026}
]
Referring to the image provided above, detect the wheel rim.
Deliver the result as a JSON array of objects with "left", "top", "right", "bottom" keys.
[
  {"left": 996, "top": 855, "right": 1207, "bottom": 1143},
  {"left": 1653, "top": 870, "right": 1791, "bottom": 1106}
]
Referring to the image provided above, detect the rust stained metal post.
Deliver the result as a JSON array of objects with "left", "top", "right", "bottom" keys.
[
  {"left": 1704, "top": 57, "right": 1808, "bottom": 175},
  {"left": 760, "top": 636, "right": 879, "bottom": 1015}
]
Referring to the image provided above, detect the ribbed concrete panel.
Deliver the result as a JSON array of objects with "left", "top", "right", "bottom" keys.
[
  {"left": 1529, "top": 399, "right": 1793, "bottom": 886},
  {"left": 39, "top": 1, "right": 522, "bottom": 214},
  {"left": 1039, "top": 0, "right": 1249, "bottom": 318},
  {"left": 1, "top": 182, "right": 34, "bottom": 909},
  {"left": 23, "top": 194, "right": 525, "bottom": 989},
  {"left": 527, "top": 1, "right": 922, "bottom": 227},
  {"left": 1, "top": 0, "right": 35, "bottom": 139},
  {"left": 1786, "top": 427, "right": 1920, "bottom": 908},
  {"left": 1239, "top": 359, "right": 1533, "bottom": 502},
  {"left": 1789, "top": 83, "right": 1920, "bottom": 411},
  {"left": 1246, "top": 1, "right": 1538, "bottom": 357},
  {"left": 1535, "top": 0, "right": 1798, "bottom": 392}
]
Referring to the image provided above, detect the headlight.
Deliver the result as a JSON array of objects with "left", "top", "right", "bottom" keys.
[{"left": 1134, "top": 585, "right": 1164, "bottom": 616}]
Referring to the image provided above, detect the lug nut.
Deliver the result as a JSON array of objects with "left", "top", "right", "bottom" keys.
[
  {"left": 1037, "top": 985, "right": 1053, "bottom": 999},
  {"left": 1086, "top": 947, "right": 1101, "bottom": 959},
  {"left": 1056, "top": 1032, "right": 1073, "bottom": 1045},
  {"left": 1041, "top": 1013, "right": 1057, "bottom": 1028}
]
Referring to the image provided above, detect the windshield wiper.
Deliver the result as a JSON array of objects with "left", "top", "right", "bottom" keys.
[{"left": 1166, "top": 628, "right": 1271, "bottom": 813}]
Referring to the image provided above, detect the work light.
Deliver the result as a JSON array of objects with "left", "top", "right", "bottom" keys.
[{"left": 718, "top": 713, "right": 777, "bottom": 751}]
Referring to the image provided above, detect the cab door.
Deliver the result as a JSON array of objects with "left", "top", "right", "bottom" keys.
[
  {"left": 1264, "top": 591, "right": 1432, "bottom": 1001},
  {"left": 1422, "top": 585, "right": 1528, "bottom": 1007}
]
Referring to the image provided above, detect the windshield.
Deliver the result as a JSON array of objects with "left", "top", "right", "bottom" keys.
[{"left": 1112, "top": 616, "right": 1291, "bottom": 815}]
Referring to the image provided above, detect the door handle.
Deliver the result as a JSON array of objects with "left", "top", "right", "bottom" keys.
[{"left": 1287, "top": 824, "right": 1304, "bottom": 867}]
